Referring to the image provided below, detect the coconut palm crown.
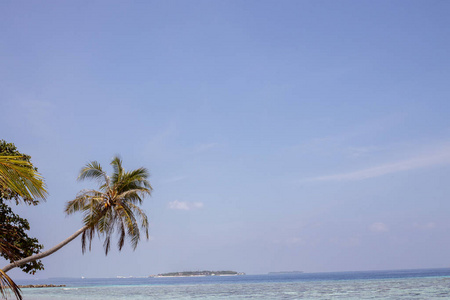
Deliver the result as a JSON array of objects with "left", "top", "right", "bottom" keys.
[{"left": 65, "top": 156, "right": 152, "bottom": 255}]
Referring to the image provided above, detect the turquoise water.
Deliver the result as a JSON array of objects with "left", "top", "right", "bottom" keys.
[{"left": 16, "top": 269, "right": 450, "bottom": 299}]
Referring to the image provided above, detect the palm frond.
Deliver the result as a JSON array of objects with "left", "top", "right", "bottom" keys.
[
  {"left": 82, "top": 201, "right": 106, "bottom": 228},
  {"left": 118, "top": 192, "right": 139, "bottom": 204},
  {"left": 103, "top": 236, "right": 111, "bottom": 256},
  {"left": 125, "top": 167, "right": 150, "bottom": 181},
  {"left": 65, "top": 195, "right": 89, "bottom": 215},
  {"left": 116, "top": 220, "right": 126, "bottom": 251},
  {"left": 118, "top": 168, "right": 152, "bottom": 191},
  {"left": 117, "top": 203, "right": 141, "bottom": 250},
  {"left": 110, "top": 156, "right": 123, "bottom": 186},
  {"left": 78, "top": 161, "right": 110, "bottom": 188},
  {"left": 81, "top": 231, "right": 87, "bottom": 254},
  {"left": 97, "top": 209, "right": 115, "bottom": 235},
  {"left": 81, "top": 227, "right": 96, "bottom": 254},
  {"left": 126, "top": 203, "right": 150, "bottom": 239},
  {"left": 65, "top": 190, "right": 104, "bottom": 216},
  {"left": 129, "top": 222, "right": 141, "bottom": 250},
  {"left": 0, "top": 269, "right": 22, "bottom": 300},
  {"left": 0, "top": 155, "right": 47, "bottom": 201}
]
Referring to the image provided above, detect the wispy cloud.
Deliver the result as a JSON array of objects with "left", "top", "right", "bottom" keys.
[
  {"left": 168, "top": 200, "right": 204, "bottom": 211},
  {"left": 369, "top": 222, "right": 389, "bottom": 233},
  {"left": 308, "top": 144, "right": 450, "bottom": 182}
]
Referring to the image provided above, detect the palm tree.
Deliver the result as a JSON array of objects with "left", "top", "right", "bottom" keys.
[
  {"left": 0, "top": 154, "right": 47, "bottom": 299},
  {"left": 2, "top": 156, "right": 152, "bottom": 273}
]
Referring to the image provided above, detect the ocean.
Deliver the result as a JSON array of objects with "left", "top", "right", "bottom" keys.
[{"left": 15, "top": 268, "right": 450, "bottom": 299}]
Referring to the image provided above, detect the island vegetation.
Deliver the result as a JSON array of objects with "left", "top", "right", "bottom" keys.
[{"left": 152, "top": 270, "right": 245, "bottom": 277}]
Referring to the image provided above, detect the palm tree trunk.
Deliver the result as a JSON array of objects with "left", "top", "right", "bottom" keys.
[{"left": 2, "top": 225, "right": 89, "bottom": 273}]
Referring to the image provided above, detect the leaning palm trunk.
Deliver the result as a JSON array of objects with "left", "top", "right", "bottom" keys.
[{"left": 2, "top": 225, "right": 89, "bottom": 273}]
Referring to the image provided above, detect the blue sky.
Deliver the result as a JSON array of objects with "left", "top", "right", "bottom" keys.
[{"left": 1, "top": 0, "right": 450, "bottom": 278}]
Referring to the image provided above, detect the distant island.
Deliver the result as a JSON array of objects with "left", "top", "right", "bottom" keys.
[{"left": 150, "top": 271, "right": 245, "bottom": 277}]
